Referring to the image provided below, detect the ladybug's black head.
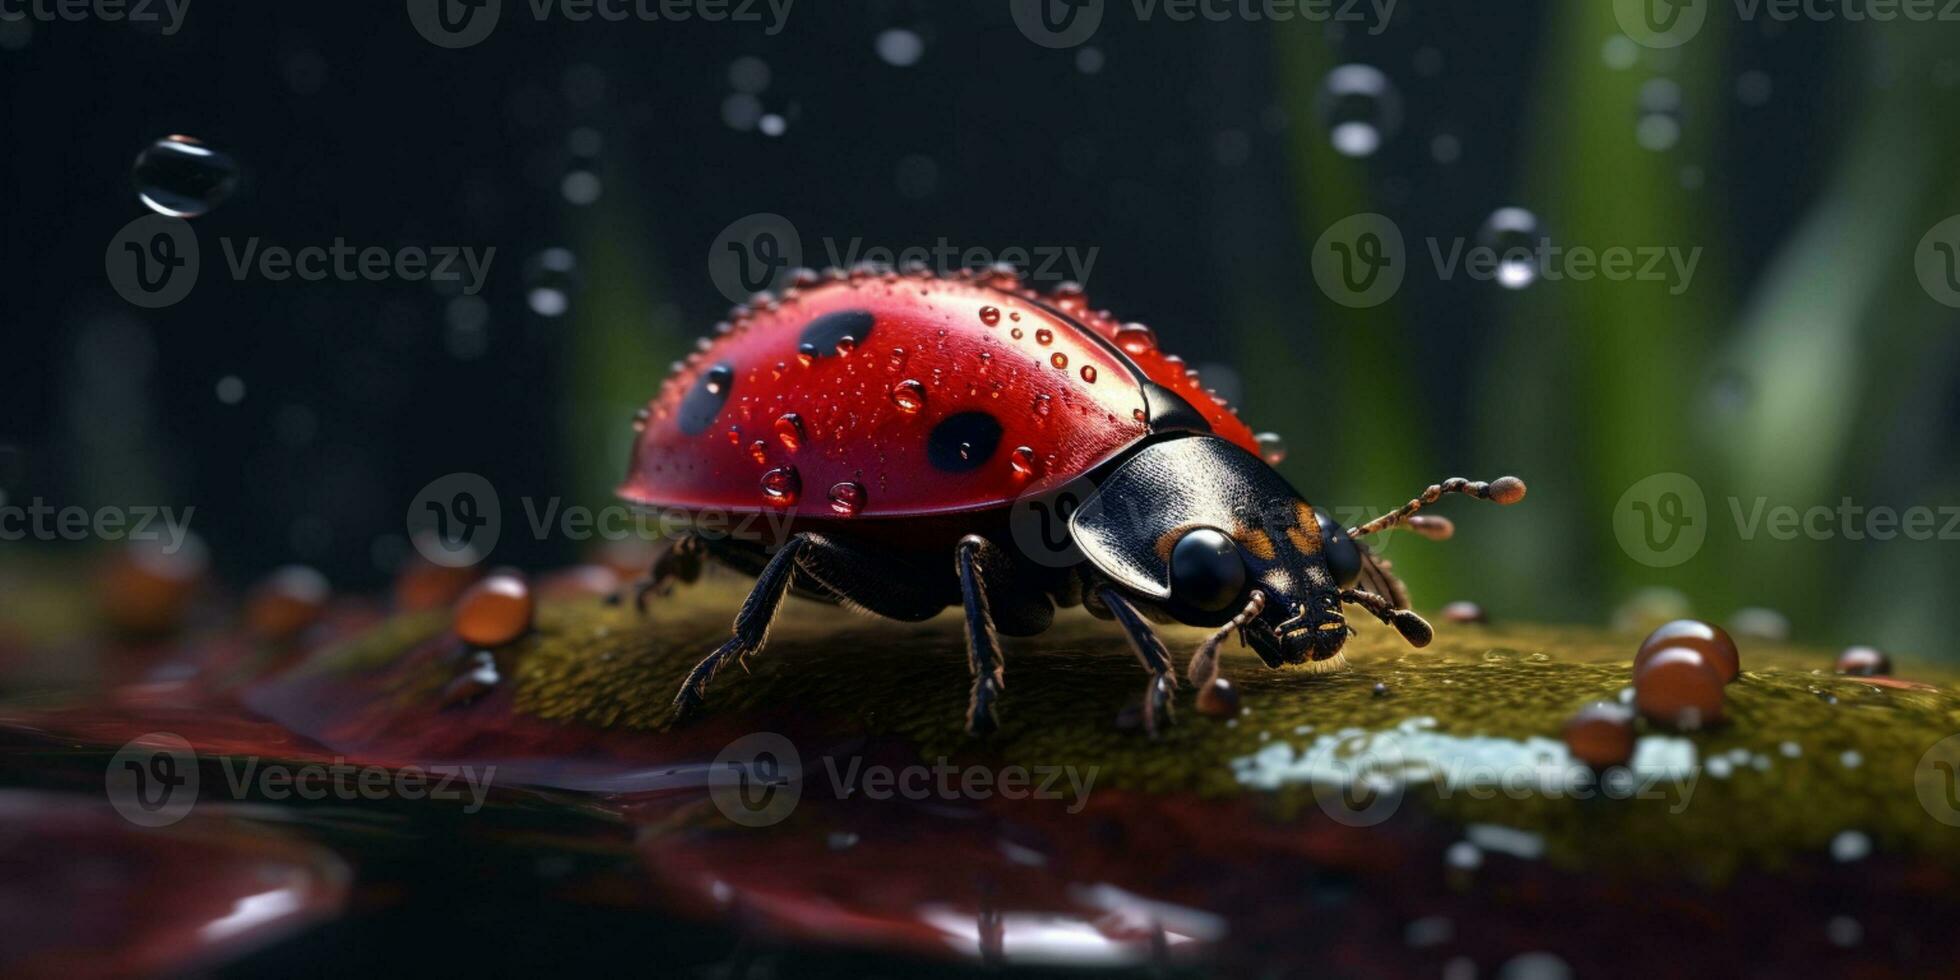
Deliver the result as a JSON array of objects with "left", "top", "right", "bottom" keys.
[{"left": 1070, "top": 435, "right": 1364, "bottom": 668}]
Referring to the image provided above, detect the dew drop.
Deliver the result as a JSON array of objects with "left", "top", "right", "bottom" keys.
[
  {"left": 761, "top": 466, "right": 801, "bottom": 505},
  {"left": 1114, "top": 323, "right": 1157, "bottom": 354},
  {"left": 1079, "top": 364, "right": 1098, "bottom": 383},
  {"left": 1010, "top": 327, "right": 1024, "bottom": 340},
  {"left": 1050, "top": 352, "right": 1069, "bottom": 370},
  {"left": 827, "top": 481, "right": 866, "bottom": 516},
  {"left": 888, "top": 347, "right": 908, "bottom": 371},
  {"left": 979, "top": 305, "right": 1001, "bottom": 326},
  {"left": 1132, "top": 407, "right": 1147, "bottom": 422},
  {"left": 632, "top": 407, "right": 651, "bottom": 432},
  {"left": 1478, "top": 207, "right": 1542, "bottom": 290},
  {"left": 796, "top": 342, "right": 819, "bottom": 365},
  {"left": 133, "top": 135, "right": 240, "bottom": 218},
  {"left": 749, "top": 440, "right": 768, "bottom": 464},
  {"left": 1009, "top": 446, "right": 1036, "bottom": 477},
  {"left": 1317, "top": 64, "right": 1402, "bottom": 159},
  {"left": 834, "top": 334, "right": 858, "bottom": 355},
  {"left": 891, "top": 379, "right": 928, "bottom": 412},
  {"left": 726, "top": 425, "right": 742, "bottom": 445},
  {"left": 702, "top": 363, "right": 733, "bottom": 396},
  {"left": 774, "top": 412, "right": 805, "bottom": 450},
  {"left": 524, "top": 248, "right": 580, "bottom": 317},
  {"left": 1256, "top": 431, "right": 1288, "bottom": 464},
  {"left": 1032, "top": 392, "right": 1053, "bottom": 418},
  {"left": 1035, "top": 328, "right": 1054, "bottom": 346},
  {"left": 771, "top": 360, "right": 788, "bottom": 379}
]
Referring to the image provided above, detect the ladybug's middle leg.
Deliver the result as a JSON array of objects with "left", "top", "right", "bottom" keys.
[
  {"left": 672, "top": 535, "right": 808, "bottom": 719},
  {"left": 954, "top": 536, "right": 1008, "bottom": 736},
  {"left": 1096, "top": 587, "right": 1178, "bottom": 737}
]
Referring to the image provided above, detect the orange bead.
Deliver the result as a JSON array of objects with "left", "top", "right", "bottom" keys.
[
  {"left": 245, "top": 565, "right": 330, "bottom": 642},
  {"left": 1634, "top": 647, "right": 1725, "bottom": 730},
  {"left": 1636, "top": 619, "right": 1739, "bottom": 684},
  {"left": 98, "top": 538, "right": 207, "bottom": 636},
  {"left": 1834, "top": 646, "right": 1890, "bottom": 677},
  {"left": 1195, "top": 677, "right": 1240, "bottom": 717},
  {"left": 1562, "top": 701, "right": 1635, "bottom": 767},
  {"left": 454, "top": 573, "right": 533, "bottom": 647}
]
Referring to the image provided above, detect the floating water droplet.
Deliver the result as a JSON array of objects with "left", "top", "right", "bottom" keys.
[
  {"left": 874, "top": 28, "right": 924, "bottom": 67},
  {"left": 1635, "top": 78, "right": 1684, "bottom": 152},
  {"left": 1035, "top": 328, "right": 1054, "bottom": 345},
  {"left": 1009, "top": 446, "right": 1036, "bottom": 477},
  {"left": 1256, "top": 432, "right": 1287, "bottom": 464},
  {"left": 761, "top": 466, "right": 801, "bottom": 505},
  {"left": 1478, "top": 207, "right": 1542, "bottom": 290},
  {"left": 774, "top": 413, "right": 805, "bottom": 450},
  {"left": 890, "top": 379, "right": 927, "bottom": 412},
  {"left": 1079, "top": 365, "right": 1098, "bottom": 383},
  {"left": 1114, "top": 323, "right": 1157, "bottom": 354},
  {"left": 1316, "top": 65, "right": 1402, "bottom": 159},
  {"left": 632, "top": 407, "right": 652, "bottom": 432},
  {"left": 133, "top": 135, "right": 239, "bottom": 218},
  {"left": 978, "top": 305, "right": 1001, "bottom": 326},
  {"left": 525, "top": 247, "right": 579, "bottom": 316},
  {"left": 827, "top": 481, "right": 866, "bottom": 516}
]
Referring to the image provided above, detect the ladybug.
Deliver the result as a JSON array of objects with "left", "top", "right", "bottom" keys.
[{"left": 621, "top": 264, "right": 1525, "bottom": 735}]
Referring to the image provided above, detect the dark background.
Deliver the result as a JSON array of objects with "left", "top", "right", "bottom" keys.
[{"left": 4, "top": 2, "right": 1959, "bottom": 656}]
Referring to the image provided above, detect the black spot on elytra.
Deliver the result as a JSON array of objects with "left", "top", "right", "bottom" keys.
[
  {"left": 927, "top": 411, "right": 1003, "bottom": 472},
  {"left": 678, "top": 363, "right": 734, "bottom": 436},
  {"left": 1141, "top": 382, "right": 1212, "bottom": 433},
  {"left": 798, "top": 309, "right": 875, "bottom": 356}
]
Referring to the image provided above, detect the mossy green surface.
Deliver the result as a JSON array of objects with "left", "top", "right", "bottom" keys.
[{"left": 314, "top": 572, "right": 1960, "bottom": 876}]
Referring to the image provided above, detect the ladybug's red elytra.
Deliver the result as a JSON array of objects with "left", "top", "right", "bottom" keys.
[{"left": 620, "top": 264, "right": 1526, "bottom": 735}]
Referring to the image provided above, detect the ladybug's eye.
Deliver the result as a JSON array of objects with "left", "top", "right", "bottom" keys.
[
  {"left": 1169, "top": 527, "right": 1248, "bottom": 612},
  {"left": 1317, "top": 510, "right": 1362, "bottom": 588}
]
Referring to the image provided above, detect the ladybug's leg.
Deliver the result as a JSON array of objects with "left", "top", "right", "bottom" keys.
[
  {"left": 954, "top": 536, "right": 1008, "bottom": 736},
  {"left": 1096, "top": 587, "right": 1177, "bottom": 736},
  {"left": 1346, "top": 476, "right": 1528, "bottom": 540},
  {"left": 671, "top": 535, "right": 808, "bottom": 720},
  {"left": 604, "top": 533, "right": 706, "bottom": 613}
]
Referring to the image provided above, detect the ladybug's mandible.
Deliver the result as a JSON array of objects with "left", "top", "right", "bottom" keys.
[{"left": 620, "top": 264, "right": 1525, "bottom": 735}]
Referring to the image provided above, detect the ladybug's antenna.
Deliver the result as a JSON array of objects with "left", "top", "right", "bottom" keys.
[
  {"left": 1347, "top": 476, "right": 1527, "bottom": 540},
  {"left": 1341, "top": 588, "right": 1434, "bottom": 648},
  {"left": 1188, "top": 590, "right": 1267, "bottom": 689}
]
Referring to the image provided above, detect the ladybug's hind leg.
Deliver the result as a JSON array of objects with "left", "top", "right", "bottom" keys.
[
  {"left": 954, "top": 536, "right": 1010, "bottom": 736},
  {"left": 672, "top": 535, "right": 808, "bottom": 720},
  {"left": 1096, "top": 587, "right": 1178, "bottom": 737}
]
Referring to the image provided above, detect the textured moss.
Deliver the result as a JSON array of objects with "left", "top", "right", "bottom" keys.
[{"left": 315, "top": 572, "right": 1960, "bottom": 875}]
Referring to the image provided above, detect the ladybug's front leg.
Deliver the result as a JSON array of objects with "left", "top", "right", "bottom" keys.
[
  {"left": 1096, "top": 587, "right": 1178, "bottom": 736},
  {"left": 954, "top": 536, "right": 1008, "bottom": 736},
  {"left": 671, "top": 535, "right": 807, "bottom": 720}
]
